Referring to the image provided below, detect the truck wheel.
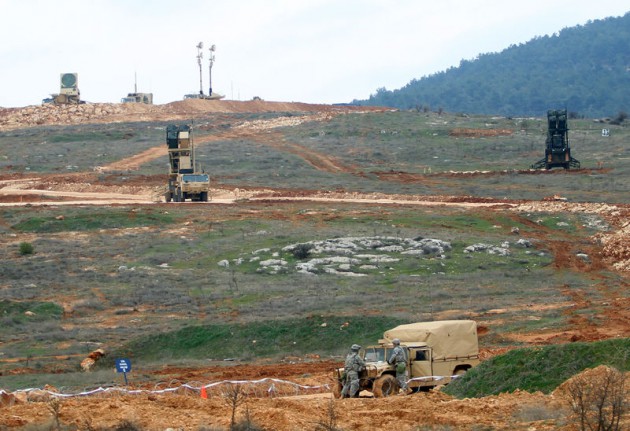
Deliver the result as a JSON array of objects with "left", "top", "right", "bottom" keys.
[
  {"left": 373, "top": 374, "right": 398, "bottom": 398},
  {"left": 201, "top": 191, "right": 208, "bottom": 202},
  {"left": 176, "top": 188, "right": 182, "bottom": 202},
  {"left": 332, "top": 379, "right": 343, "bottom": 399}
]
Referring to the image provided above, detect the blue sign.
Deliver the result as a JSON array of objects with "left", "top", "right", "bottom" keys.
[{"left": 115, "top": 358, "right": 132, "bottom": 373}]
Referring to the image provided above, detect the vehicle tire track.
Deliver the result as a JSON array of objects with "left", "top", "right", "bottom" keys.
[{"left": 97, "top": 113, "right": 355, "bottom": 174}]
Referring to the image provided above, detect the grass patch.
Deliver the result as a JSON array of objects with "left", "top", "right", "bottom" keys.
[
  {"left": 520, "top": 213, "right": 580, "bottom": 233},
  {"left": 0, "top": 300, "right": 63, "bottom": 323},
  {"left": 120, "top": 316, "right": 407, "bottom": 362},
  {"left": 444, "top": 338, "right": 630, "bottom": 398},
  {"left": 0, "top": 369, "right": 124, "bottom": 392},
  {"left": 12, "top": 209, "right": 175, "bottom": 233}
]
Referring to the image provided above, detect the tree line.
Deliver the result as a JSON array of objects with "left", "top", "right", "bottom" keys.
[{"left": 353, "top": 12, "right": 630, "bottom": 118}]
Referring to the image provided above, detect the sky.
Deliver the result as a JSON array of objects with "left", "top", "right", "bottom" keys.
[{"left": 0, "top": 0, "right": 628, "bottom": 107}]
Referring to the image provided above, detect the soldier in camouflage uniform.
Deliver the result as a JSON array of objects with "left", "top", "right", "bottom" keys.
[
  {"left": 341, "top": 344, "right": 366, "bottom": 398},
  {"left": 388, "top": 338, "right": 409, "bottom": 393}
]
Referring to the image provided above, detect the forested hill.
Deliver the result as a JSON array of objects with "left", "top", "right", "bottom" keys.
[{"left": 354, "top": 12, "right": 629, "bottom": 118}]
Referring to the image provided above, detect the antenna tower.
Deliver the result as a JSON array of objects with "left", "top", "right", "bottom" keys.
[
  {"left": 196, "top": 42, "right": 204, "bottom": 95},
  {"left": 208, "top": 44, "right": 216, "bottom": 96}
]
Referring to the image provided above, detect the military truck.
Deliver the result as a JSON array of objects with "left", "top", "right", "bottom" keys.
[
  {"left": 333, "top": 320, "right": 480, "bottom": 398},
  {"left": 121, "top": 75, "right": 153, "bottom": 104},
  {"left": 531, "top": 109, "right": 580, "bottom": 169},
  {"left": 121, "top": 92, "right": 153, "bottom": 104},
  {"left": 165, "top": 124, "right": 210, "bottom": 202}
]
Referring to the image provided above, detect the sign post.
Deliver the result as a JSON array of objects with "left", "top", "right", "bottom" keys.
[{"left": 115, "top": 358, "right": 131, "bottom": 386}]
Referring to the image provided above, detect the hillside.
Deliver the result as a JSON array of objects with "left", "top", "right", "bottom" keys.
[
  {"left": 0, "top": 98, "right": 382, "bottom": 132},
  {"left": 355, "top": 12, "right": 630, "bottom": 117},
  {"left": 0, "top": 100, "right": 629, "bottom": 430}
]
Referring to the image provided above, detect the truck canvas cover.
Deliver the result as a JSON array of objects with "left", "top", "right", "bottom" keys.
[{"left": 383, "top": 320, "right": 478, "bottom": 360}]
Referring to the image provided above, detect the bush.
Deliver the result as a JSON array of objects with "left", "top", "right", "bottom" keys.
[
  {"left": 610, "top": 111, "right": 627, "bottom": 125},
  {"left": 566, "top": 366, "right": 627, "bottom": 431},
  {"left": 19, "top": 242, "right": 34, "bottom": 255},
  {"left": 291, "top": 243, "right": 313, "bottom": 260}
]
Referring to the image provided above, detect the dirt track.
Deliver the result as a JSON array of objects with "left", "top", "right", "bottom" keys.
[{"left": 1, "top": 100, "right": 629, "bottom": 430}]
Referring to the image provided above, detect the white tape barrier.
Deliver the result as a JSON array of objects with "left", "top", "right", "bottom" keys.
[
  {"left": 1, "top": 378, "right": 330, "bottom": 399},
  {"left": 1, "top": 375, "right": 461, "bottom": 400}
]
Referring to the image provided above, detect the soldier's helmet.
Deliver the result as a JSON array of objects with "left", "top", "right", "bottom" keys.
[
  {"left": 392, "top": 338, "right": 401, "bottom": 346},
  {"left": 351, "top": 344, "right": 361, "bottom": 351}
]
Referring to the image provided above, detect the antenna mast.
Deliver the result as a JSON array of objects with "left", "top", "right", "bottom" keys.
[
  {"left": 208, "top": 44, "right": 216, "bottom": 96},
  {"left": 196, "top": 42, "right": 204, "bottom": 95}
]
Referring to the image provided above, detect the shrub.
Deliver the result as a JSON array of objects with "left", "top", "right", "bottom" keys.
[
  {"left": 565, "top": 366, "right": 626, "bottom": 431},
  {"left": 291, "top": 243, "right": 313, "bottom": 260},
  {"left": 314, "top": 399, "right": 343, "bottom": 431},
  {"left": 19, "top": 242, "right": 34, "bottom": 255},
  {"left": 610, "top": 111, "right": 627, "bottom": 125}
]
